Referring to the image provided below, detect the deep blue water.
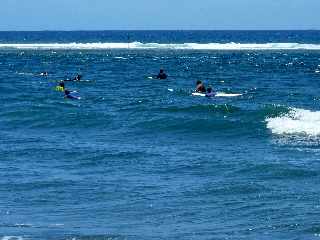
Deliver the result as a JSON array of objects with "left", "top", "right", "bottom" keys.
[
  {"left": 1, "top": 31, "right": 320, "bottom": 240},
  {"left": 1, "top": 30, "right": 320, "bottom": 44}
]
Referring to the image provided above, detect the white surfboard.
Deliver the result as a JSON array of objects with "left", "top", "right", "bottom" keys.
[
  {"left": 215, "top": 92, "right": 242, "bottom": 97},
  {"left": 192, "top": 92, "right": 206, "bottom": 97},
  {"left": 192, "top": 92, "right": 242, "bottom": 97}
]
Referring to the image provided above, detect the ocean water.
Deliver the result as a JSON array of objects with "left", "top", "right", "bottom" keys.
[{"left": 1, "top": 31, "right": 320, "bottom": 240}]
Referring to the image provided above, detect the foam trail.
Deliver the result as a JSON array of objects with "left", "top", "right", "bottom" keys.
[
  {"left": 266, "top": 108, "right": 320, "bottom": 136},
  {"left": 1, "top": 42, "right": 320, "bottom": 50}
]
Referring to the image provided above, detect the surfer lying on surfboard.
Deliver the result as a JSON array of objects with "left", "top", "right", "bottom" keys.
[
  {"left": 147, "top": 69, "right": 168, "bottom": 79},
  {"left": 65, "top": 74, "right": 82, "bottom": 81},
  {"left": 195, "top": 80, "right": 215, "bottom": 97},
  {"left": 193, "top": 81, "right": 241, "bottom": 97},
  {"left": 40, "top": 71, "right": 48, "bottom": 76},
  {"left": 156, "top": 69, "right": 167, "bottom": 79}
]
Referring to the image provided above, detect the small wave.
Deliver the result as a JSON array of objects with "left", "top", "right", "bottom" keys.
[
  {"left": 1, "top": 237, "right": 23, "bottom": 240},
  {"left": 236, "top": 163, "right": 318, "bottom": 179},
  {"left": 266, "top": 108, "right": 320, "bottom": 136},
  {"left": 16, "top": 72, "right": 34, "bottom": 76},
  {"left": 160, "top": 104, "right": 239, "bottom": 114},
  {"left": 66, "top": 235, "right": 124, "bottom": 240},
  {"left": 1, "top": 42, "right": 320, "bottom": 50},
  {"left": 13, "top": 223, "right": 32, "bottom": 228}
]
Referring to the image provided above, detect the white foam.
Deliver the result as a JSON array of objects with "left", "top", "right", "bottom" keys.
[
  {"left": 266, "top": 108, "right": 320, "bottom": 136},
  {"left": 1, "top": 42, "right": 320, "bottom": 50},
  {"left": 14, "top": 223, "right": 32, "bottom": 227},
  {"left": 1, "top": 237, "right": 23, "bottom": 240},
  {"left": 114, "top": 56, "right": 127, "bottom": 59},
  {"left": 49, "top": 223, "right": 64, "bottom": 227}
]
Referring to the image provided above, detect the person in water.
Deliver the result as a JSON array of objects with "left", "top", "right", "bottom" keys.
[
  {"left": 74, "top": 74, "right": 82, "bottom": 81},
  {"left": 65, "top": 74, "right": 82, "bottom": 81},
  {"left": 59, "top": 81, "right": 65, "bottom": 89},
  {"left": 205, "top": 86, "right": 216, "bottom": 97},
  {"left": 40, "top": 72, "right": 48, "bottom": 76},
  {"left": 64, "top": 90, "right": 71, "bottom": 98},
  {"left": 55, "top": 81, "right": 65, "bottom": 91},
  {"left": 196, "top": 80, "right": 206, "bottom": 93},
  {"left": 156, "top": 69, "right": 167, "bottom": 79}
]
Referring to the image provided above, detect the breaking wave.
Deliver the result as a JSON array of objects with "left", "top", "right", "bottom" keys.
[{"left": 266, "top": 108, "right": 320, "bottom": 136}]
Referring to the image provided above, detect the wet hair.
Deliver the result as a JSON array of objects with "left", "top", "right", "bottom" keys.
[
  {"left": 160, "top": 69, "right": 164, "bottom": 73},
  {"left": 64, "top": 90, "right": 71, "bottom": 95},
  {"left": 196, "top": 80, "right": 202, "bottom": 85}
]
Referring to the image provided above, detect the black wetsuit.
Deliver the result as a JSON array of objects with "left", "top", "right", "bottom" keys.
[{"left": 157, "top": 73, "right": 167, "bottom": 79}]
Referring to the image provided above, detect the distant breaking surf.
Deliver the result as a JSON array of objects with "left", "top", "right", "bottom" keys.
[
  {"left": 266, "top": 108, "right": 320, "bottom": 136},
  {"left": 1, "top": 42, "right": 320, "bottom": 50}
]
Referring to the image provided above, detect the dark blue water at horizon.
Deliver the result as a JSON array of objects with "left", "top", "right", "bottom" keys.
[
  {"left": 1, "top": 30, "right": 320, "bottom": 44},
  {"left": 1, "top": 31, "right": 320, "bottom": 240}
]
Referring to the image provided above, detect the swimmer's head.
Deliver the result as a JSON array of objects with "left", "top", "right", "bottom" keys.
[
  {"left": 160, "top": 69, "right": 164, "bottom": 73},
  {"left": 196, "top": 80, "right": 202, "bottom": 85},
  {"left": 64, "top": 90, "right": 71, "bottom": 95}
]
